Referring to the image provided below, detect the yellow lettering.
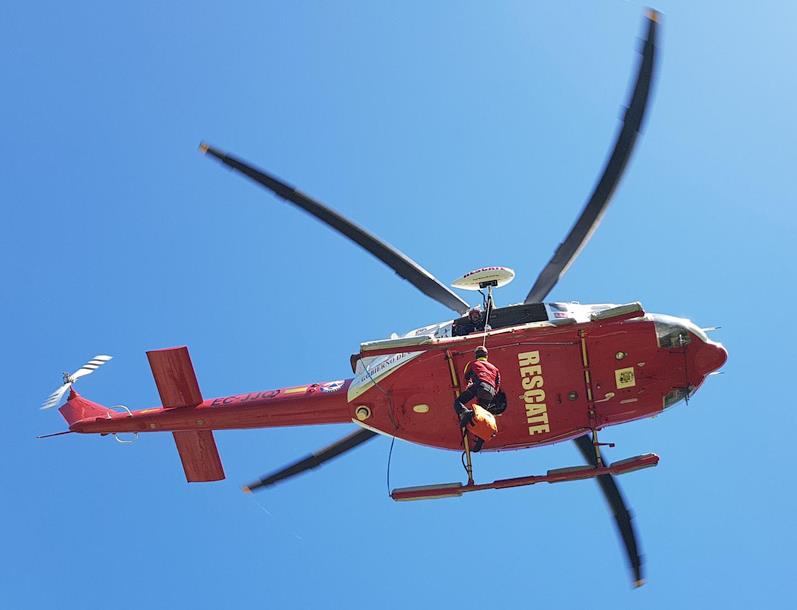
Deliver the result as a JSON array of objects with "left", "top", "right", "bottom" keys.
[
  {"left": 517, "top": 350, "right": 550, "bottom": 437},
  {"left": 526, "top": 413, "right": 548, "bottom": 426},
  {"left": 528, "top": 424, "right": 551, "bottom": 435},
  {"left": 520, "top": 376, "right": 543, "bottom": 390},
  {"left": 525, "top": 403, "right": 546, "bottom": 418},
  {"left": 524, "top": 389, "right": 545, "bottom": 403},
  {"left": 517, "top": 351, "right": 540, "bottom": 367}
]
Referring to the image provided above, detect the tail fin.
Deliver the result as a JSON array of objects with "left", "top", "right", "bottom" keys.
[
  {"left": 59, "top": 391, "right": 114, "bottom": 427},
  {"left": 173, "top": 430, "right": 225, "bottom": 482},
  {"left": 148, "top": 346, "right": 226, "bottom": 483}
]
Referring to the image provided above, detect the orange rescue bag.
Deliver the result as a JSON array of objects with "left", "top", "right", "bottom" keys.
[{"left": 468, "top": 404, "right": 498, "bottom": 441}]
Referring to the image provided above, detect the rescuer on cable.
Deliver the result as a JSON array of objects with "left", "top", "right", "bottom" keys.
[{"left": 454, "top": 346, "right": 502, "bottom": 449}]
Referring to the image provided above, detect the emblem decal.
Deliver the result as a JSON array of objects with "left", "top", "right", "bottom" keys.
[
  {"left": 615, "top": 367, "right": 636, "bottom": 389},
  {"left": 321, "top": 380, "right": 344, "bottom": 393}
]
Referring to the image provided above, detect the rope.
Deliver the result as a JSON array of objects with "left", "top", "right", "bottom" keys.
[
  {"left": 481, "top": 286, "right": 493, "bottom": 349},
  {"left": 386, "top": 435, "right": 396, "bottom": 495},
  {"left": 362, "top": 358, "right": 400, "bottom": 495},
  {"left": 475, "top": 285, "right": 494, "bottom": 349}
]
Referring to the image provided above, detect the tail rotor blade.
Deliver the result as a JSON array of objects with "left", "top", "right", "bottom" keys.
[
  {"left": 40, "top": 355, "right": 113, "bottom": 410},
  {"left": 41, "top": 383, "right": 71, "bottom": 410},
  {"left": 71, "top": 354, "right": 113, "bottom": 381},
  {"left": 243, "top": 428, "right": 378, "bottom": 493},
  {"left": 200, "top": 144, "right": 470, "bottom": 315},
  {"left": 574, "top": 434, "right": 645, "bottom": 587},
  {"left": 525, "top": 10, "right": 659, "bottom": 303}
]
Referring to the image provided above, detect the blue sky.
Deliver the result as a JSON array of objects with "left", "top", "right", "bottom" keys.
[{"left": 3, "top": 1, "right": 796, "bottom": 608}]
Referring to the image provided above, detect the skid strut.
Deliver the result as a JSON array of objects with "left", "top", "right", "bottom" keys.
[
  {"left": 461, "top": 428, "right": 474, "bottom": 486},
  {"left": 391, "top": 453, "right": 659, "bottom": 501},
  {"left": 445, "top": 348, "right": 476, "bottom": 485}
]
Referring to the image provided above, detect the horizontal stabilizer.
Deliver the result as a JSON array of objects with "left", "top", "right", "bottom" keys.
[
  {"left": 173, "top": 430, "right": 225, "bottom": 482},
  {"left": 147, "top": 347, "right": 203, "bottom": 408}
]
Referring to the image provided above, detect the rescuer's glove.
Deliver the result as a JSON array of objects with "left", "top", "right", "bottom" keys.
[{"left": 459, "top": 408, "right": 474, "bottom": 428}]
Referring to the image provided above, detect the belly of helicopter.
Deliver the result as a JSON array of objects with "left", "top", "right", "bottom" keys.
[{"left": 347, "top": 318, "right": 674, "bottom": 452}]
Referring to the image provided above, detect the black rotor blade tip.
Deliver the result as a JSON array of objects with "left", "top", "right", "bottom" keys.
[{"left": 242, "top": 429, "right": 378, "bottom": 493}]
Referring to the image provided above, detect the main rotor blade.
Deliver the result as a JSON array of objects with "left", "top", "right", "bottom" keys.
[
  {"left": 201, "top": 144, "right": 470, "bottom": 315},
  {"left": 574, "top": 434, "right": 644, "bottom": 587},
  {"left": 525, "top": 10, "right": 659, "bottom": 304},
  {"left": 242, "top": 428, "right": 378, "bottom": 493}
]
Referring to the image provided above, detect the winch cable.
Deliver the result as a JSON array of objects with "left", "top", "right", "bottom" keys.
[
  {"left": 477, "top": 286, "right": 496, "bottom": 350},
  {"left": 386, "top": 435, "right": 396, "bottom": 496},
  {"left": 362, "top": 364, "right": 400, "bottom": 496},
  {"left": 482, "top": 292, "right": 493, "bottom": 349}
]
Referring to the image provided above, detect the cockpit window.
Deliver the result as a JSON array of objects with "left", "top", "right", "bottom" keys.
[
  {"left": 654, "top": 320, "right": 692, "bottom": 348},
  {"left": 645, "top": 313, "right": 711, "bottom": 347},
  {"left": 663, "top": 387, "right": 690, "bottom": 409}
]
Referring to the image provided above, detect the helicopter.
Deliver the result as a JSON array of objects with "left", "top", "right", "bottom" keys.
[{"left": 40, "top": 10, "right": 728, "bottom": 587}]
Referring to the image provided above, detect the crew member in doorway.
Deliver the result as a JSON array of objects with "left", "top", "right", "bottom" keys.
[
  {"left": 454, "top": 346, "right": 501, "bottom": 451},
  {"left": 466, "top": 307, "right": 485, "bottom": 332},
  {"left": 453, "top": 307, "right": 485, "bottom": 336}
]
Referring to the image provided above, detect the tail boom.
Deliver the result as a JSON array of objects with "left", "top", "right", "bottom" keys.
[
  {"left": 61, "top": 381, "right": 353, "bottom": 435},
  {"left": 59, "top": 391, "right": 115, "bottom": 427},
  {"left": 54, "top": 344, "right": 353, "bottom": 485}
]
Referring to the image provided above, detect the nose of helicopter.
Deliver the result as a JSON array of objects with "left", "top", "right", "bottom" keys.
[{"left": 692, "top": 340, "right": 728, "bottom": 377}]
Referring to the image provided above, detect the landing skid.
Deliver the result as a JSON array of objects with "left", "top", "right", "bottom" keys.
[{"left": 390, "top": 453, "right": 659, "bottom": 502}]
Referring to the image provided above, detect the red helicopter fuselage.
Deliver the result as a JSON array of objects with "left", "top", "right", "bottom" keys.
[
  {"left": 62, "top": 303, "right": 727, "bottom": 456},
  {"left": 42, "top": 12, "right": 692, "bottom": 586}
]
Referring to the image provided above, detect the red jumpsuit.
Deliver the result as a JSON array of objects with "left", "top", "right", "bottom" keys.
[{"left": 454, "top": 357, "right": 501, "bottom": 415}]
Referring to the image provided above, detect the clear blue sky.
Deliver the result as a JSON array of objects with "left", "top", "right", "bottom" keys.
[{"left": 3, "top": 1, "right": 795, "bottom": 608}]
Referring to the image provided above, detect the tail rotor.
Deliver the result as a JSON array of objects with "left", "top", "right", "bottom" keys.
[{"left": 40, "top": 355, "right": 113, "bottom": 410}]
